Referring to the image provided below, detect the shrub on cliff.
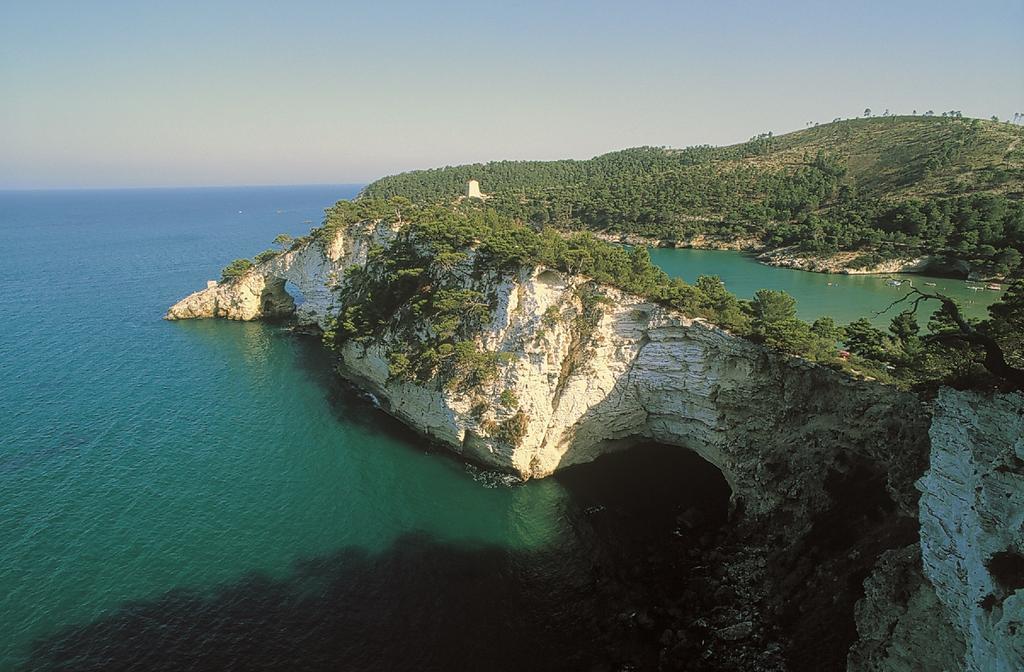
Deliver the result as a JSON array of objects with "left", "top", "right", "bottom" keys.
[
  {"left": 443, "top": 342, "right": 511, "bottom": 392},
  {"left": 749, "top": 289, "right": 817, "bottom": 353},
  {"left": 253, "top": 249, "right": 279, "bottom": 264},
  {"left": 220, "top": 258, "right": 253, "bottom": 281},
  {"left": 499, "top": 389, "right": 519, "bottom": 409},
  {"left": 494, "top": 410, "right": 530, "bottom": 446}
]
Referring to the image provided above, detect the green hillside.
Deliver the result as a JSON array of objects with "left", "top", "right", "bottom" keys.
[
  {"left": 362, "top": 116, "right": 1024, "bottom": 277},
  {"left": 740, "top": 116, "right": 1023, "bottom": 199}
]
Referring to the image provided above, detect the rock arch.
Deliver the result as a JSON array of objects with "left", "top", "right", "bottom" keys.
[{"left": 165, "top": 220, "right": 400, "bottom": 324}]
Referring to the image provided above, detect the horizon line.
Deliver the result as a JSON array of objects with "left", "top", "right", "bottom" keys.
[
  {"left": 0, "top": 182, "right": 371, "bottom": 194},
  {"left": 5, "top": 114, "right": 1019, "bottom": 192}
]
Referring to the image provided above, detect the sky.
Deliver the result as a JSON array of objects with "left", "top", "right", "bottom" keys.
[{"left": 1, "top": 0, "right": 1022, "bottom": 189}]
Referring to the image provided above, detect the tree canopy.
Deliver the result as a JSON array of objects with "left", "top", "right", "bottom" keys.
[
  {"left": 362, "top": 117, "right": 1024, "bottom": 279},
  {"left": 311, "top": 197, "right": 1023, "bottom": 392}
]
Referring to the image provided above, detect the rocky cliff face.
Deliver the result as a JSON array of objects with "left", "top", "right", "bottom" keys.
[
  {"left": 165, "top": 220, "right": 399, "bottom": 323},
  {"left": 339, "top": 265, "right": 928, "bottom": 528},
  {"left": 848, "top": 544, "right": 967, "bottom": 672},
  {"left": 167, "top": 221, "right": 1023, "bottom": 670},
  {"left": 917, "top": 389, "right": 1024, "bottom": 671}
]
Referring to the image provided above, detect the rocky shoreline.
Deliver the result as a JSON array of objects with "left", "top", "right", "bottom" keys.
[{"left": 590, "top": 231, "right": 1003, "bottom": 280}]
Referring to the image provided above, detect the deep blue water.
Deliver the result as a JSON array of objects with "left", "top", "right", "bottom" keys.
[{"left": 0, "top": 186, "right": 729, "bottom": 671}]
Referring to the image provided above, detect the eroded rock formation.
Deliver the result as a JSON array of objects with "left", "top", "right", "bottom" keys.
[
  {"left": 167, "top": 220, "right": 1023, "bottom": 670},
  {"left": 336, "top": 266, "right": 928, "bottom": 531},
  {"left": 165, "top": 220, "right": 399, "bottom": 323},
  {"left": 918, "top": 389, "right": 1024, "bottom": 671}
]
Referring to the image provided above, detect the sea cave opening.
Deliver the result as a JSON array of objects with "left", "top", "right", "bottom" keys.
[
  {"left": 554, "top": 440, "right": 732, "bottom": 550},
  {"left": 258, "top": 277, "right": 304, "bottom": 322},
  {"left": 546, "top": 440, "right": 750, "bottom": 669}
]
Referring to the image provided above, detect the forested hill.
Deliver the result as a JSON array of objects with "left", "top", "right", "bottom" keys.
[{"left": 362, "top": 116, "right": 1024, "bottom": 277}]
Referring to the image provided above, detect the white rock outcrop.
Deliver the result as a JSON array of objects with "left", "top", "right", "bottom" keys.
[
  {"left": 167, "top": 220, "right": 1024, "bottom": 669},
  {"left": 757, "top": 246, "right": 935, "bottom": 275},
  {"left": 165, "top": 220, "right": 399, "bottom": 323},
  {"left": 337, "top": 264, "right": 929, "bottom": 527},
  {"left": 917, "top": 389, "right": 1024, "bottom": 671},
  {"left": 168, "top": 222, "right": 928, "bottom": 525}
]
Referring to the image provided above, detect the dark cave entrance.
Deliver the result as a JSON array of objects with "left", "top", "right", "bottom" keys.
[
  {"left": 549, "top": 442, "right": 751, "bottom": 670},
  {"left": 259, "top": 277, "right": 302, "bottom": 322},
  {"left": 554, "top": 441, "right": 732, "bottom": 544}
]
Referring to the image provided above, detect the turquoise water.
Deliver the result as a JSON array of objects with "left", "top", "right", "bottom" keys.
[
  {"left": 1, "top": 187, "right": 730, "bottom": 671},
  {"left": 649, "top": 247, "right": 1003, "bottom": 326}
]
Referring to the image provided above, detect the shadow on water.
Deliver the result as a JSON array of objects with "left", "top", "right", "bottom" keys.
[
  {"left": 24, "top": 533, "right": 607, "bottom": 672},
  {"left": 23, "top": 440, "right": 732, "bottom": 672},
  {"left": 25, "top": 326, "right": 734, "bottom": 670}
]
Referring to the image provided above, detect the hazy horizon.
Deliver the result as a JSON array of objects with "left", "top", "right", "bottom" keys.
[
  {"left": 0, "top": 182, "right": 366, "bottom": 193},
  {"left": 3, "top": 0, "right": 1022, "bottom": 190}
]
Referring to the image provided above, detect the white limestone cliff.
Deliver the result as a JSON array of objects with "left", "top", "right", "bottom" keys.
[
  {"left": 917, "top": 389, "right": 1024, "bottom": 672},
  {"left": 168, "top": 223, "right": 927, "bottom": 523},
  {"left": 167, "top": 221, "right": 1023, "bottom": 670},
  {"left": 336, "top": 264, "right": 928, "bottom": 528},
  {"left": 165, "top": 220, "right": 399, "bottom": 323}
]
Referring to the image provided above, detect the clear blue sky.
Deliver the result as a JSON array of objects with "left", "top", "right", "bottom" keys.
[{"left": 2, "top": 0, "right": 1022, "bottom": 189}]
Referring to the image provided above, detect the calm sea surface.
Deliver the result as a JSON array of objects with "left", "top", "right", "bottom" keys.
[{"left": 649, "top": 247, "right": 1002, "bottom": 326}]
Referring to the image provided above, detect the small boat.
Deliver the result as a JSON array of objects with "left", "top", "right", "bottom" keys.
[
  {"left": 886, "top": 279, "right": 903, "bottom": 287},
  {"left": 986, "top": 283, "right": 1003, "bottom": 291},
  {"left": 924, "top": 282, "right": 937, "bottom": 287},
  {"left": 968, "top": 286, "right": 984, "bottom": 292}
]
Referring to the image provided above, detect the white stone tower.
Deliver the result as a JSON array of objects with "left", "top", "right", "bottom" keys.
[{"left": 466, "top": 179, "right": 483, "bottom": 199}]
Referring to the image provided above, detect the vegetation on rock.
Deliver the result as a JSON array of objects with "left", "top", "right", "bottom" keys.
[
  {"left": 208, "top": 116, "right": 1022, "bottom": 392},
  {"left": 494, "top": 410, "right": 530, "bottom": 446},
  {"left": 253, "top": 249, "right": 279, "bottom": 264},
  {"left": 220, "top": 258, "right": 254, "bottom": 281},
  {"left": 315, "top": 198, "right": 1022, "bottom": 391},
  {"left": 498, "top": 389, "right": 519, "bottom": 409},
  {"left": 218, "top": 232, "right": 298, "bottom": 281}
]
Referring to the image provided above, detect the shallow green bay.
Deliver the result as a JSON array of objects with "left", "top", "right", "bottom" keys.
[{"left": 649, "top": 247, "right": 1003, "bottom": 325}]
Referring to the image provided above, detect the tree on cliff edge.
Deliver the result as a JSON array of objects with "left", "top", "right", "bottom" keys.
[{"left": 880, "top": 283, "right": 1024, "bottom": 389}]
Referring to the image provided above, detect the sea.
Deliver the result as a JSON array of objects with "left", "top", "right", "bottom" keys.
[
  {"left": 0, "top": 186, "right": 1000, "bottom": 671},
  {"left": 0, "top": 186, "right": 730, "bottom": 672}
]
